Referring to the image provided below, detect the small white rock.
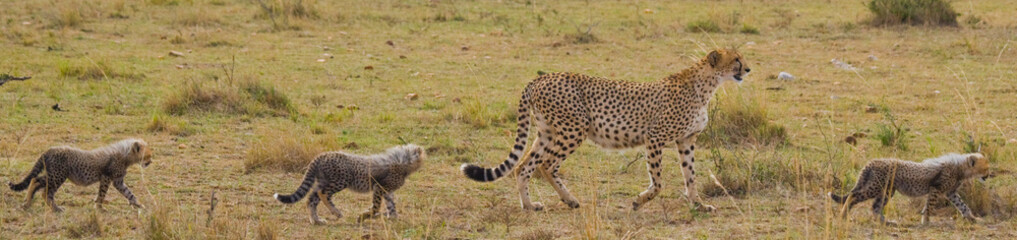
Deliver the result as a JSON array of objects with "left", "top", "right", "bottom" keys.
[
  {"left": 777, "top": 72, "right": 794, "bottom": 80},
  {"left": 868, "top": 55, "right": 878, "bottom": 61},
  {"left": 934, "top": 90, "right": 941, "bottom": 94},
  {"left": 1008, "top": 138, "right": 1017, "bottom": 145},
  {"left": 317, "top": 59, "right": 326, "bottom": 62},
  {"left": 745, "top": 41, "right": 756, "bottom": 45}
]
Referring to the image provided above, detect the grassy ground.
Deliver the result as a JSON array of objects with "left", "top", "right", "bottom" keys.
[{"left": 2, "top": 0, "right": 1016, "bottom": 239}]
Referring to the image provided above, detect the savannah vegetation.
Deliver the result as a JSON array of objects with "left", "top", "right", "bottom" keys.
[{"left": 1, "top": 0, "right": 1016, "bottom": 238}]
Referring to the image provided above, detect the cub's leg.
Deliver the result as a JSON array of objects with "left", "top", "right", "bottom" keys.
[
  {"left": 946, "top": 192, "right": 980, "bottom": 222},
  {"left": 322, "top": 182, "right": 345, "bottom": 219},
  {"left": 95, "top": 179, "right": 111, "bottom": 211},
  {"left": 517, "top": 130, "right": 551, "bottom": 211},
  {"left": 870, "top": 192, "right": 896, "bottom": 225},
  {"left": 383, "top": 193, "right": 397, "bottom": 218},
  {"left": 113, "top": 179, "right": 143, "bottom": 209},
  {"left": 676, "top": 137, "right": 714, "bottom": 211},
  {"left": 921, "top": 195, "right": 932, "bottom": 224},
  {"left": 23, "top": 177, "right": 46, "bottom": 209},
  {"left": 540, "top": 127, "right": 584, "bottom": 209},
  {"left": 43, "top": 176, "right": 67, "bottom": 213},
  {"left": 306, "top": 185, "right": 326, "bottom": 225},
  {"left": 360, "top": 190, "right": 385, "bottom": 221},
  {"left": 633, "top": 139, "right": 666, "bottom": 210}
]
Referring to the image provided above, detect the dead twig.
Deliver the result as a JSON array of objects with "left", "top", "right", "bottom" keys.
[
  {"left": 206, "top": 191, "right": 218, "bottom": 227},
  {"left": 0, "top": 74, "right": 31, "bottom": 86}
]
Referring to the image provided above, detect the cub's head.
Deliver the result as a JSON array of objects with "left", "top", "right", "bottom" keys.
[
  {"left": 964, "top": 153, "right": 990, "bottom": 182},
  {"left": 127, "top": 139, "right": 153, "bottom": 168},
  {"left": 398, "top": 144, "right": 426, "bottom": 172},
  {"left": 705, "top": 49, "right": 750, "bottom": 83}
]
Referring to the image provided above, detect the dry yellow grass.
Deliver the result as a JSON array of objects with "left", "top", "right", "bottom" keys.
[{"left": 2, "top": 0, "right": 1016, "bottom": 238}]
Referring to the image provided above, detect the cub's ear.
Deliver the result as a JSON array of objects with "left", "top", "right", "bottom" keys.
[
  {"left": 968, "top": 155, "right": 979, "bottom": 166},
  {"left": 132, "top": 142, "right": 143, "bottom": 153},
  {"left": 707, "top": 50, "right": 722, "bottom": 68}
]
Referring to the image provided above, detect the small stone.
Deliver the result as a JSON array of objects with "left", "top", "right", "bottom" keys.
[
  {"left": 405, "top": 93, "right": 418, "bottom": 100},
  {"left": 386, "top": 40, "right": 395, "bottom": 47},
  {"left": 323, "top": 46, "right": 331, "bottom": 51},
  {"left": 452, "top": 97, "right": 461, "bottom": 103},
  {"left": 169, "top": 51, "right": 185, "bottom": 57},
  {"left": 777, "top": 72, "right": 794, "bottom": 80},
  {"left": 178, "top": 144, "right": 187, "bottom": 149},
  {"left": 461, "top": 46, "right": 470, "bottom": 51},
  {"left": 1008, "top": 138, "right": 1017, "bottom": 145},
  {"left": 175, "top": 65, "right": 185, "bottom": 69},
  {"left": 745, "top": 41, "right": 756, "bottom": 45},
  {"left": 317, "top": 59, "right": 326, "bottom": 63},
  {"left": 643, "top": 8, "right": 654, "bottom": 14},
  {"left": 934, "top": 90, "right": 941, "bottom": 94},
  {"left": 865, "top": 106, "right": 878, "bottom": 113},
  {"left": 868, "top": 55, "right": 878, "bottom": 61},
  {"left": 399, "top": 55, "right": 407, "bottom": 59},
  {"left": 364, "top": 65, "right": 374, "bottom": 70}
]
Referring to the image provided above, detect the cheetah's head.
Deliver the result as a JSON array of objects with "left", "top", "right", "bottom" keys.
[
  {"left": 128, "top": 139, "right": 153, "bottom": 168},
  {"left": 705, "top": 49, "right": 751, "bottom": 83},
  {"left": 964, "top": 153, "right": 990, "bottom": 182}
]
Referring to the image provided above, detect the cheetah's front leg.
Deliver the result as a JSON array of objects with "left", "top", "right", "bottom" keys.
[
  {"left": 113, "top": 179, "right": 143, "bottom": 209},
  {"left": 947, "top": 192, "right": 981, "bottom": 222}
]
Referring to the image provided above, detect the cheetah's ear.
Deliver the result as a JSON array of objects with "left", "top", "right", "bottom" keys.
[
  {"left": 968, "top": 155, "right": 979, "bottom": 167},
  {"left": 132, "top": 142, "right": 143, "bottom": 153},
  {"left": 707, "top": 50, "right": 722, "bottom": 68}
]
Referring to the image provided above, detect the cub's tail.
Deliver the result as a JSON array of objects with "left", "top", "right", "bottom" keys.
[
  {"left": 274, "top": 161, "right": 318, "bottom": 204},
  {"left": 461, "top": 90, "right": 532, "bottom": 182},
  {"left": 9, "top": 154, "right": 48, "bottom": 191},
  {"left": 829, "top": 192, "right": 849, "bottom": 204}
]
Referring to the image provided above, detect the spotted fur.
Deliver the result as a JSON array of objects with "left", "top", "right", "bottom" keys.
[
  {"left": 8, "top": 139, "right": 153, "bottom": 212},
  {"left": 273, "top": 144, "right": 425, "bottom": 225},
  {"left": 461, "top": 49, "right": 750, "bottom": 211},
  {"left": 829, "top": 153, "right": 990, "bottom": 224}
]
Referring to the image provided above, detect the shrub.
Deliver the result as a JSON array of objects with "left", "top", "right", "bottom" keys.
[
  {"left": 145, "top": 205, "right": 176, "bottom": 240},
  {"left": 739, "top": 24, "right": 760, "bottom": 34},
  {"left": 700, "top": 89, "right": 788, "bottom": 147},
  {"left": 686, "top": 19, "right": 721, "bottom": 33},
  {"left": 457, "top": 100, "right": 515, "bottom": 129},
  {"left": 58, "top": 60, "right": 142, "bottom": 80},
  {"left": 874, "top": 110, "right": 910, "bottom": 151},
  {"left": 867, "top": 0, "right": 958, "bottom": 26},
  {"left": 162, "top": 80, "right": 295, "bottom": 117},
  {"left": 67, "top": 212, "right": 103, "bottom": 238},
  {"left": 146, "top": 113, "right": 194, "bottom": 136},
  {"left": 563, "top": 23, "right": 599, "bottom": 44},
  {"left": 244, "top": 134, "right": 336, "bottom": 173}
]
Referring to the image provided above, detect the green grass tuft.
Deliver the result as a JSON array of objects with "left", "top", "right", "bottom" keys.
[{"left": 867, "top": 0, "right": 959, "bottom": 26}]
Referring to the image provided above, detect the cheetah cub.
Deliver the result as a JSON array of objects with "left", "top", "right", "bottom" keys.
[
  {"left": 273, "top": 144, "right": 425, "bottom": 225},
  {"left": 829, "top": 153, "right": 990, "bottom": 225},
  {"left": 8, "top": 139, "right": 153, "bottom": 212}
]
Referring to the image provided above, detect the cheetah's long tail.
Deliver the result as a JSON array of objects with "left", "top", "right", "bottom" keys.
[
  {"left": 9, "top": 154, "right": 47, "bottom": 191},
  {"left": 461, "top": 90, "right": 532, "bottom": 182},
  {"left": 274, "top": 162, "right": 317, "bottom": 204}
]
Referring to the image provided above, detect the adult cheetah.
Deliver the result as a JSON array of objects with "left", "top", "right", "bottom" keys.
[{"left": 461, "top": 49, "right": 750, "bottom": 211}]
